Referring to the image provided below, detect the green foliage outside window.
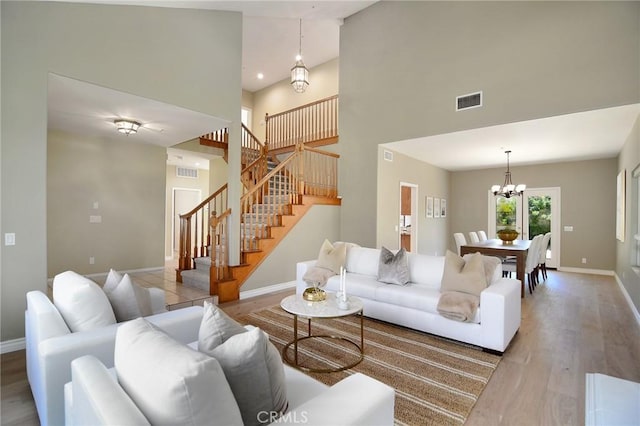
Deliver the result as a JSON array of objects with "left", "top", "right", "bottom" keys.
[
  {"left": 528, "top": 196, "right": 551, "bottom": 237},
  {"left": 496, "top": 198, "right": 516, "bottom": 230}
]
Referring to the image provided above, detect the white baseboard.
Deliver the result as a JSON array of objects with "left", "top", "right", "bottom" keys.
[
  {"left": 557, "top": 267, "right": 614, "bottom": 276},
  {"left": 4, "top": 280, "right": 293, "bottom": 354},
  {"left": 615, "top": 273, "right": 640, "bottom": 327},
  {"left": 47, "top": 266, "right": 166, "bottom": 286},
  {"left": 1, "top": 337, "right": 26, "bottom": 354},
  {"left": 239, "top": 281, "right": 296, "bottom": 300}
]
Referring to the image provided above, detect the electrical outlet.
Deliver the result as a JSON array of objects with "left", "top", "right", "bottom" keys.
[
  {"left": 581, "top": 258, "right": 587, "bottom": 264},
  {"left": 89, "top": 257, "right": 95, "bottom": 265}
]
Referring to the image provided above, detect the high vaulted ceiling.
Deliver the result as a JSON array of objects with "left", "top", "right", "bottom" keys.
[
  {"left": 47, "top": 0, "right": 377, "bottom": 92},
  {"left": 43, "top": 1, "right": 639, "bottom": 172}
]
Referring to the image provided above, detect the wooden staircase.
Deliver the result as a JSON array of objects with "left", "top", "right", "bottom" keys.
[{"left": 177, "top": 96, "right": 339, "bottom": 303}]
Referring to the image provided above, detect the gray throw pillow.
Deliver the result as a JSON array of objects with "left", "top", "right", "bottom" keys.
[
  {"left": 205, "top": 327, "right": 288, "bottom": 426},
  {"left": 377, "top": 246, "right": 410, "bottom": 285},
  {"left": 198, "top": 301, "right": 247, "bottom": 352}
]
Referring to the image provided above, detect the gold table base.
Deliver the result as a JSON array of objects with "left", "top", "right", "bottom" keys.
[{"left": 282, "top": 313, "right": 364, "bottom": 373}]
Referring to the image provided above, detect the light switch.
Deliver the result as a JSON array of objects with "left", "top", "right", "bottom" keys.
[
  {"left": 89, "top": 215, "right": 102, "bottom": 223},
  {"left": 564, "top": 226, "right": 574, "bottom": 232},
  {"left": 4, "top": 233, "right": 15, "bottom": 246},
  {"left": 93, "top": 201, "right": 99, "bottom": 209}
]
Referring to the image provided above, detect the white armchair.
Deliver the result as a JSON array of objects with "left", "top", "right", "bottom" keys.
[{"left": 25, "top": 289, "right": 204, "bottom": 426}]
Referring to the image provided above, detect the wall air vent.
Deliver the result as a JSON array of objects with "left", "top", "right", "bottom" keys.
[
  {"left": 176, "top": 167, "right": 198, "bottom": 179},
  {"left": 456, "top": 91, "right": 483, "bottom": 111},
  {"left": 383, "top": 150, "right": 394, "bottom": 162}
]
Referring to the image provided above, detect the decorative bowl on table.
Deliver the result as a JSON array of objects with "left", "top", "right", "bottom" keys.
[
  {"left": 497, "top": 229, "right": 519, "bottom": 244},
  {"left": 302, "top": 287, "right": 326, "bottom": 302}
]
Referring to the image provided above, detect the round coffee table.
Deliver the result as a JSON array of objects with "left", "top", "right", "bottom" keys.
[{"left": 280, "top": 292, "right": 364, "bottom": 373}]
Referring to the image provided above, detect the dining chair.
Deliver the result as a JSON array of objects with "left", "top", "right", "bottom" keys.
[
  {"left": 477, "top": 230, "right": 488, "bottom": 241},
  {"left": 537, "top": 232, "right": 552, "bottom": 281},
  {"left": 503, "top": 234, "right": 543, "bottom": 294},
  {"left": 468, "top": 231, "right": 480, "bottom": 243},
  {"left": 453, "top": 233, "right": 467, "bottom": 255}
]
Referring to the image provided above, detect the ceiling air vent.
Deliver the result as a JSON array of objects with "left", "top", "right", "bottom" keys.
[
  {"left": 456, "top": 91, "right": 482, "bottom": 111},
  {"left": 176, "top": 167, "right": 198, "bottom": 179},
  {"left": 383, "top": 150, "right": 394, "bottom": 162}
]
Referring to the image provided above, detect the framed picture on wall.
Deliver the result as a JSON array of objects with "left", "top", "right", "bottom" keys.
[
  {"left": 426, "top": 196, "right": 433, "bottom": 218},
  {"left": 434, "top": 198, "right": 441, "bottom": 218},
  {"left": 616, "top": 169, "right": 625, "bottom": 242},
  {"left": 441, "top": 199, "right": 447, "bottom": 218}
]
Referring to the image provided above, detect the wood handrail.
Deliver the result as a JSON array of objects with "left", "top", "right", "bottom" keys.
[
  {"left": 239, "top": 143, "right": 339, "bottom": 252},
  {"left": 177, "top": 184, "right": 228, "bottom": 276},
  {"left": 265, "top": 95, "right": 338, "bottom": 120},
  {"left": 210, "top": 208, "right": 232, "bottom": 227},
  {"left": 265, "top": 95, "right": 338, "bottom": 152},
  {"left": 180, "top": 184, "right": 227, "bottom": 219}
]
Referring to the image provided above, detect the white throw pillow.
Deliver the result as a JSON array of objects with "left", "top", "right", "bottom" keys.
[
  {"left": 104, "top": 274, "right": 142, "bottom": 322},
  {"left": 103, "top": 268, "right": 123, "bottom": 293},
  {"left": 462, "top": 253, "right": 502, "bottom": 285},
  {"left": 53, "top": 270, "right": 116, "bottom": 332},
  {"left": 345, "top": 247, "right": 381, "bottom": 276},
  {"left": 104, "top": 269, "right": 154, "bottom": 319},
  {"left": 203, "top": 327, "right": 288, "bottom": 426},
  {"left": 315, "top": 239, "right": 347, "bottom": 274},
  {"left": 115, "top": 318, "right": 242, "bottom": 426},
  {"left": 198, "top": 301, "right": 247, "bottom": 352},
  {"left": 440, "top": 251, "right": 487, "bottom": 296}
]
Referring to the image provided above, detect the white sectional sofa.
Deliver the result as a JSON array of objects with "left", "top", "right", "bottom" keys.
[
  {"left": 25, "top": 289, "right": 204, "bottom": 426},
  {"left": 64, "top": 353, "right": 395, "bottom": 426},
  {"left": 297, "top": 246, "right": 521, "bottom": 353},
  {"left": 63, "top": 307, "right": 395, "bottom": 426}
]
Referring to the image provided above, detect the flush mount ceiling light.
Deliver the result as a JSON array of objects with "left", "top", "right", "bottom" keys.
[
  {"left": 491, "top": 150, "right": 526, "bottom": 198},
  {"left": 114, "top": 119, "right": 140, "bottom": 135},
  {"left": 290, "top": 19, "right": 309, "bottom": 93}
]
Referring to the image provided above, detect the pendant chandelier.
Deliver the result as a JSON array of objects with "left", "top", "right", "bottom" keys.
[
  {"left": 290, "top": 19, "right": 309, "bottom": 93},
  {"left": 491, "top": 150, "right": 526, "bottom": 198}
]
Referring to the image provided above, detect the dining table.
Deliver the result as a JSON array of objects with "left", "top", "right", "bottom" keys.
[{"left": 460, "top": 238, "right": 531, "bottom": 298}]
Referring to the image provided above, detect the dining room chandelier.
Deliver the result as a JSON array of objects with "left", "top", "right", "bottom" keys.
[
  {"left": 491, "top": 150, "right": 526, "bottom": 198},
  {"left": 290, "top": 19, "right": 309, "bottom": 93}
]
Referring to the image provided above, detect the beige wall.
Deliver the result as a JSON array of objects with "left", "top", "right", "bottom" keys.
[
  {"left": 616, "top": 117, "right": 640, "bottom": 314},
  {"left": 1, "top": 1, "right": 242, "bottom": 341},
  {"left": 377, "top": 147, "right": 450, "bottom": 255},
  {"left": 165, "top": 165, "right": 210, "bottom": 259},
  {"left": 339, "top": 1, "right": 640, "bottom": 248},
  {"left": 47, "top": 130, "right": 167, "bottom": 275},
  {"left": 451, "top": 158, "right": 618, "bottom": 270},
  {"left": 242, "top": 205, "right": 341, "bottom": 290},
  {"left": 251, "top": 58, "right": 339, "bottom": 142}
]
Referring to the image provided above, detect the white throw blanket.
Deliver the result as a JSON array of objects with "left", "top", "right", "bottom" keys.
[
  {"left": 437, "top": 291, "right": 479, "bottom": 323},
  {"left": 302, "top": 266, "right": 336, "bottom": 288}
]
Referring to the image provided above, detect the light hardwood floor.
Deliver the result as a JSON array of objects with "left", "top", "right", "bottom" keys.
[{"left": 2, "top": 268, "right": 639, "bottom": 425}]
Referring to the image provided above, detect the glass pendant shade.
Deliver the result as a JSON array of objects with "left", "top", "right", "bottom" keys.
[
  {"left": 291, "top": 60, "right": 309, "bottom": 93},
  {"left": 290, "top": 19, "right": 309, "bottom": 93}
]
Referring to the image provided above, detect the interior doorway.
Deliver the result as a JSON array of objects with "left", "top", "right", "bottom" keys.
[
  {"left": 399, "top": 183, "right": 418, "bottom": 252},
  {"left": 172, "top": 188, "right": 202, "bottom": 253}
]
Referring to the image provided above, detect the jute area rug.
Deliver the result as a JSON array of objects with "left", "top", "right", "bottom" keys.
[{"left": 237, "top": 306, "right": 501, "bottom": 426}]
